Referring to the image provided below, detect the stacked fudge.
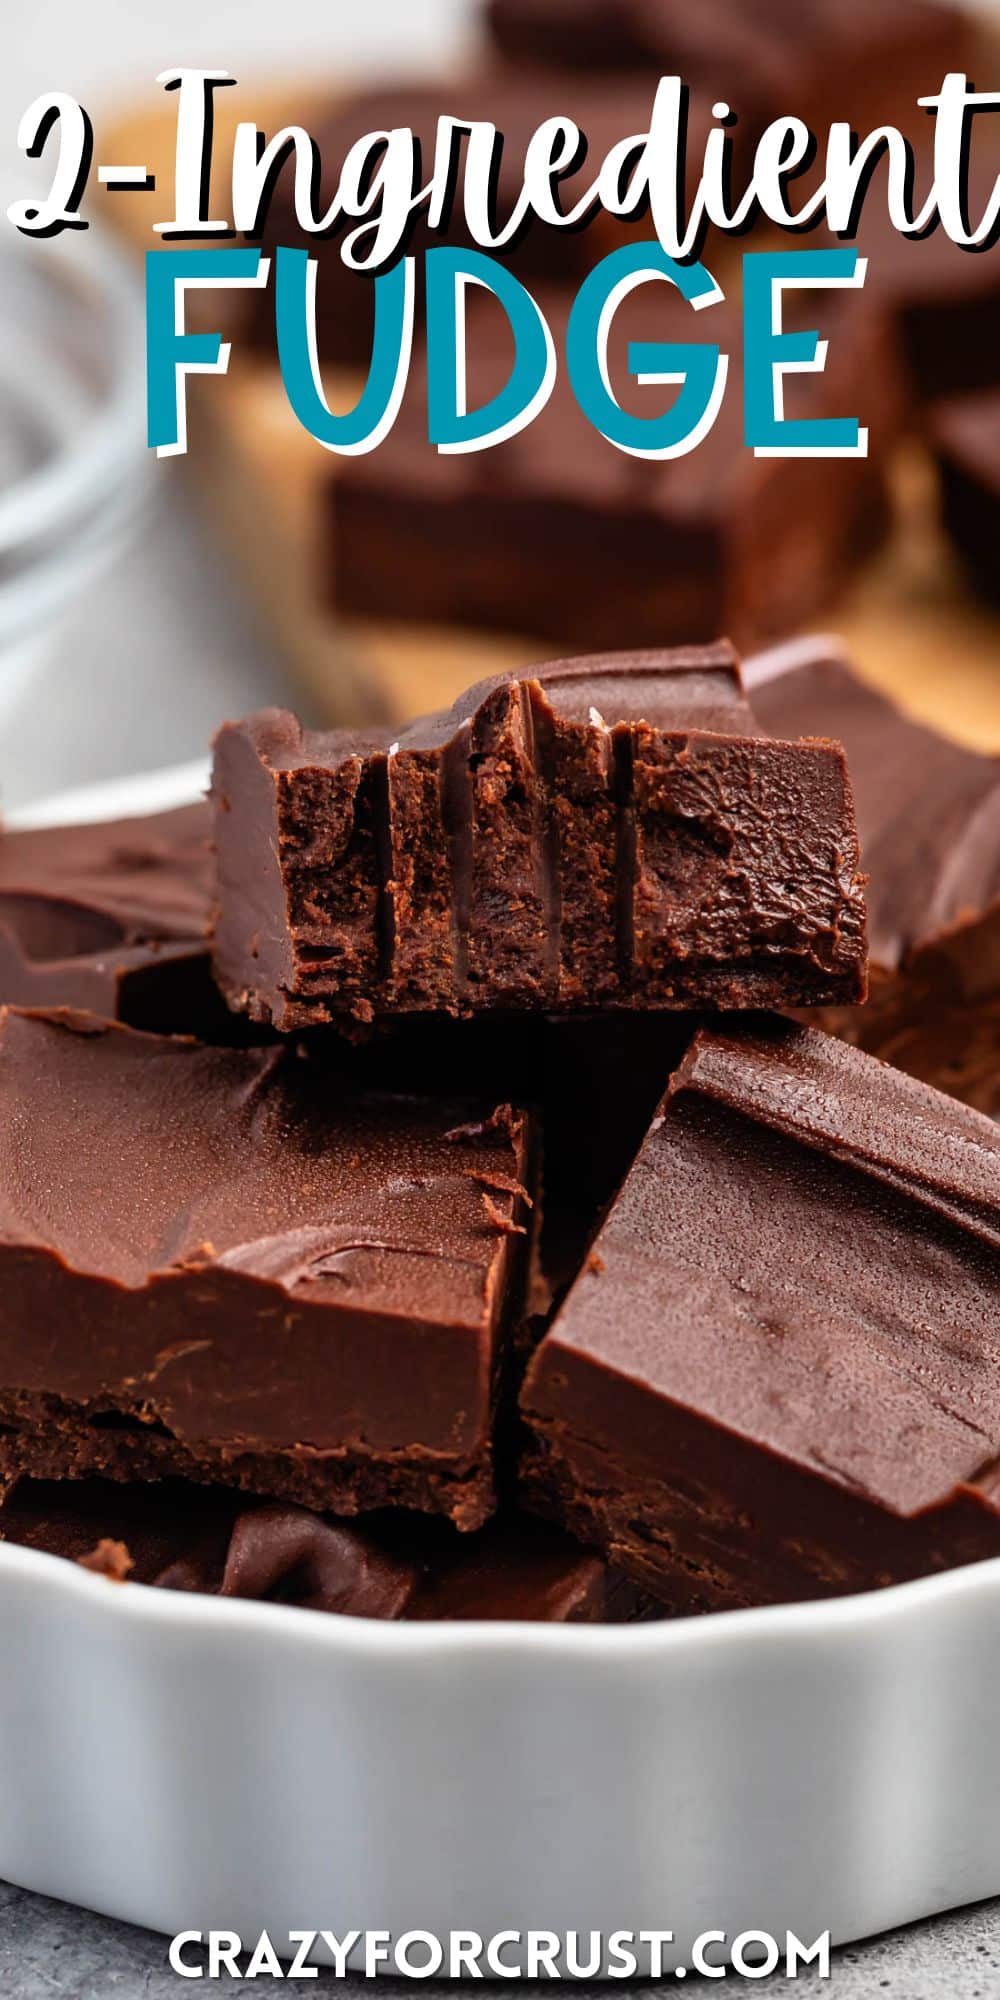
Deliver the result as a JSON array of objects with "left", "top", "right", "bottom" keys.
[{"left": 1, "top": 638, "right": 998, "bottom": 1621}]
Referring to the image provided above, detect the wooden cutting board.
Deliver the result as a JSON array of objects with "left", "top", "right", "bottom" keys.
[{"left": 99, "top": 86, "right": 1000, "bottom": 751}]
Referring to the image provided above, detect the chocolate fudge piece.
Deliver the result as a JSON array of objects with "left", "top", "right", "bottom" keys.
[
  {"left": 331, "top": 283, "right": 898, "bottom": 653},
  {"left": 322, "top": 1010, "right": 695, "bottom": 1306},
  {"left": 0, "top": 1009, "right": 535, "bottom": 1529},
  {"left": 930, "top": 393, "right": 1000, "bottom": 606},
  {"left": 0, "top": 1480, "right": 644, "bottom": 1622},
  {"left": 746, "top": 639, "right": 1000, "bottom": 1115},
  {"left": 485, "top": 0, "right": 969, "bottom": 140},
  {"left": 212, "top": 643, "right": 868, "bottom": 1028},
  {"left": 0, "top": 805, "right": 223, "bottom": 1035},
  {"left": 251, "top": 75, "right": 724, "bottom": 369},
  {"left": 520, "top": 1019, "right": 1000, "bottom": 1612}
]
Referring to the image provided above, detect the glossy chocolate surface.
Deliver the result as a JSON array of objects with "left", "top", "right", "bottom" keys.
[
  {"left": 521, "top": 1019, "right": 1000, "bottom": 1610},
  {"left": 212, "top": 645, "right": 867, "bottom": 1029},
  {"left": 0, "top": 1009, "right": 533, "bottom": 1528}
]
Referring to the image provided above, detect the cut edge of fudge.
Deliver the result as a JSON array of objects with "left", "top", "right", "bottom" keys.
[{"left": 211, "top": 643, "right": 868, "bottom": 1028}]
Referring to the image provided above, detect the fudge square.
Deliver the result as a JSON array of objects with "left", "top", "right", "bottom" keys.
[
  {"left": 746, "top": 638, "right": 1000, "bottom": 1117},
  {"left": 330, "top": 285, "right": 898, "bottom": 655},
  {"left": 0, "top": 1009, "right": 535, "bottom": 1529},
  {"left": 211, "top": 643, "right": 868, "bottom": 1029},
  {"left": 520, "top": 1019, "right": 1000, "bottom": 1611}
]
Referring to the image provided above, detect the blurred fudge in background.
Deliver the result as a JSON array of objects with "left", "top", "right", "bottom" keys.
[
  {"left": 930, "top": 392, "right": 1000, "bottom": 606},
  {"left": 330, "top": 282, "right": 902, "bottom": 652},
  {"left": 250, "top": 72, "right": 736, "bottom": 369},
  {"left": 484, "top": 0, "right": 973, "bottom": 140}
]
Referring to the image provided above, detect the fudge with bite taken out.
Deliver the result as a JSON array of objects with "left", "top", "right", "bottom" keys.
[{"left": 212, "top": 643, "right": 868, "bottom": 1029}]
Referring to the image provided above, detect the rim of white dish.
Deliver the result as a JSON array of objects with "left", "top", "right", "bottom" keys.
[
  {"left": 8, "top": 757, "right": 211, "bottom": 830},
  {"left": 0, "top": 224, "right": 147, "bottom": 557},
  {"left": 6, "top": 751, "right": 991, "bottom": 1652},
  {"left": 4, "top": 1534, "right": 1000, "bottom": 1654}
]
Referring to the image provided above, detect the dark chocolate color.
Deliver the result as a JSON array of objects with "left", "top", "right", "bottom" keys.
[
  {"left": 521, "top": 1019, "right": 1000, "bottom": 1611},
  {"left": 851, "top": 145, "right": 1000, "bottom": 405},
  {"left": 930, "top": 392, "right": 1000, "bottom": 606},
  {"left": 746, "top": 639, "right": 1000, "bottom": 1114},
  {"left": 332, "top": 283, "right": 898, "bottom": 653},
  {"left": 315, "top": 1009, "right": 695, "bottom": 1307},
  {"left": 485, "top": 0, "right": 969, "bottom": 141},
  {"left": 0, "top": 805, "right": 224, "bottom": 1036},
  {"left": 0, "top": 1009, "right": 534, "bottom": 1529},
  {"left": 0, "top": 1480, "right": 643, "bottom": 1622},
  {"left": 212, "top": 644, "right": 867, "bottom": 1029}
]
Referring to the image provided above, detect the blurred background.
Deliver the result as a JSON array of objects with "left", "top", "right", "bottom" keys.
[
  {"left": 0, "top": 2, "right": 476, "bottom": 809},
  {"left": 1, "top": 0, "right": 999, "bottom": 811}
]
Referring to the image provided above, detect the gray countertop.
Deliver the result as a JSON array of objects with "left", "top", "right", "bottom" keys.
[
  {"left": 3, "top": 1881, "right": 1000, "bottom": 1996},
  {"left": 0, "top": 468, "right": 294, "bottom": 815}
]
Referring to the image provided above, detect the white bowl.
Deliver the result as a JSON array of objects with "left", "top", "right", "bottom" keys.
[
  {"left": 0, "top": 229, "right": 148, "bottom": 729},
  {"left": 2, "top": 764, "right": 999, "bottom": 1975}
]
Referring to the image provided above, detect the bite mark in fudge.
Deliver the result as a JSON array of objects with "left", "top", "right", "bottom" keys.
[
  {"left": 746, "top": 638, "right": 1000, "bottom": 1115},
  {"left": 0, "top": 1009, "right": 535, "bottom": 1529},
  {"left": 0, "top": 804, "right": 224, "bottom": 1036},
  {"left": 331, "top": 286, "right": 899, "bottom": 654},
  {"left": 930, "top": 393, "right": 1000, "bottom": 609},
  {"left": 520, "top": 1019, "right": 1000, "bottom": 1611},
  {"left": 0, "top": 1481, "right": 644, "bottom": 1622},
  {"left": 212, "top": 645, "right": 867, "bottom": 1028}
]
